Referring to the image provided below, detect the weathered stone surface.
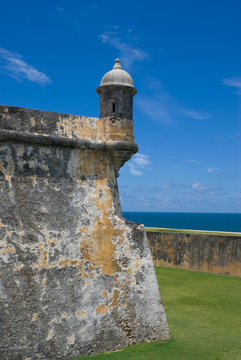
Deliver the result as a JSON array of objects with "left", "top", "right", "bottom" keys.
[
  {"left": 147, "top": 231, "right": 241, "bottom": 276},
  {"left": 0, "top": 104, "right": 169, "bottom": 360},
  {"left": 98, "top": 86, "right": 134, "bottom": 119}
]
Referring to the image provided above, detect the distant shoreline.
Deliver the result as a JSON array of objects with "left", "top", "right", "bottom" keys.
[{"left": 145, "top": 227, "right": 241, "bottom": 236}]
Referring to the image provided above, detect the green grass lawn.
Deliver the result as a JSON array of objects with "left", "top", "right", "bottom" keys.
[{"left": 75, "top": 267, "right": 241, "bottom": 360}]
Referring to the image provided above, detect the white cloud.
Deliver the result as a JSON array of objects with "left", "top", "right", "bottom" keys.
[
  {"left": 230, "top": 133, "right": 240, "bottom": 138},
  {"left": 98, "top": 32, "right": 148, "bottom": 70},
  {"left": 162, "top": 183, "right": 190, "bottom": 191},
  {"left": 136, "top": 79, "right": 213, "bottom": 124},
  {"left": 192, "top": 182, "right": 208, "bottom": 191},
  {"left": 120, "top": 181, "right": 241, "bottom": 212},
  {"left": 0, "top": 47, "right": 52, "bottom": 86},
  {"left": 145, "top": 77, "right": 163, "bottom": 91},
  {"left": 181, "top": 109, "right": 213, "bottom": 120},
  {"left": 135, "top": 95, "right": 173, "bottom": 124},
  {"left": 56, "top": 6, "right": 64, "bottom": 12},
  {"left": 207, "top": 167, "right": 217, "bottom": 173},
  {"left": 222, "top": 77, "right": 241, "bottom": 95},
  {"left": 128, "top": 165, "right": 143, "bottom": 176},
  {"left": 128, "top": 153, "right": 150, "bottom": 176},
  {"left": 132, "top": 153, "right": 150, "bottom": 167},
  {"left": 222, "top": 77, "right": 241, "bottom": 88}
]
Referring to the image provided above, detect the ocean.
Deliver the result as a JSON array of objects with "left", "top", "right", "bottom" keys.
[{"left": 122, "top": 212, "right": 241, "bottom": 233}]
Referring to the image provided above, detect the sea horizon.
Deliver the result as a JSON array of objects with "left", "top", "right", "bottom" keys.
[{"left": 122, "top": 211, "right": 241, "bottom": 233}]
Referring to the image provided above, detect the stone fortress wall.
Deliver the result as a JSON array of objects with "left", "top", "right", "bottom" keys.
[
  {"left": 0, "top": 59, "right": 169, "bottom": 360},
  {"left": 147, "top": 230, "right": 241, "bottom": 277}
]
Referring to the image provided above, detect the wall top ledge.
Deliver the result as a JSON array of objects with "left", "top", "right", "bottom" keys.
[
  {"left": 0, "top": 104, "right": 137, "bottom": 151},
  {"left": 0, "top": 128, "right": 138, "bottom": 153}
]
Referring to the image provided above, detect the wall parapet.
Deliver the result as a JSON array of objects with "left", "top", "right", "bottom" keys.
[
  {"left": 0, "top": 105, "right": 137, "bottom": 148},
  {"left": 147, "top": 230, "right": 241, "bottom": 277}
]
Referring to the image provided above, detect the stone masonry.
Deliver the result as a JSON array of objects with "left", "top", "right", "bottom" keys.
[
  {"left": 147, "top": 230, "right": 241, "bottom": 277},
  {"left": 0, "top": 60, "right": 169, "bottom": 360}
]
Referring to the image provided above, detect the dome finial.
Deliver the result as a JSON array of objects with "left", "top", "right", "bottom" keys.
[
  {"left": 113, "top": 58, "right": 122, "bottom": 69},
  {"left": 97, "top": 58, "right": 137, "bottom": 94}
]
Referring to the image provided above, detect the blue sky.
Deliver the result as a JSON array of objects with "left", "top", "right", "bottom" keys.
[{"left": 0, "top": 0, "right": 240, "bottom": 213}]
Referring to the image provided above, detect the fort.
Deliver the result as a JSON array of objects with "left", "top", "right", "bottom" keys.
[
  {"left": 147, "top": 229, "right": 241, "bottom": 277},
  {"left": 0, "top": 59, "right": 169, "bottom": 360}
]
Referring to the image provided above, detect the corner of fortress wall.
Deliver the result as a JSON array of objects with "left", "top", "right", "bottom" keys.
[{"left": 0, "top": 104, "right": 169, "bottom": 360}]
